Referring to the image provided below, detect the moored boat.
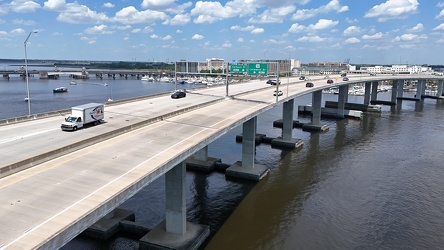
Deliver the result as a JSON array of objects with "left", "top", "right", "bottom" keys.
[{"left": 53, "top": 87, "right": 68, "bottom": 93}]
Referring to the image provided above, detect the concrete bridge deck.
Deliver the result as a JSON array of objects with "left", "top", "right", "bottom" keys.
[{"left": 0, "top": 74, "right": 442, "bottom": 249}]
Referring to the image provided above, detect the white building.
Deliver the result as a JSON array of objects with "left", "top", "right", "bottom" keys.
[{"left": 361, "top": 65, "right": 432, "bottom": 74}]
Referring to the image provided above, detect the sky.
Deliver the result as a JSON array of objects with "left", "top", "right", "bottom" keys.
[{"left": 1, "top": 0, "right": 444, "bottom": 65}]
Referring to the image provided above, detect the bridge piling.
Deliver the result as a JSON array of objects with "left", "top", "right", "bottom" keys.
[
  {"left": 186, "top": 146, "right": 221, "bottom": 172},
  {"left": 140, "top": 161, "right": 210, "bottom": 250},
  {"left": 271, "top": 99, "right": 304, "bottom": 149},
  {"left": 226, "top": 117, "right": 269, "bottom": 181},
  {"left": 302, "top": 90, "right": 329, "bottom": 132}
]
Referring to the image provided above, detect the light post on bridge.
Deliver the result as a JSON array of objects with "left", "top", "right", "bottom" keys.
[
  {"left": 276, "top": 51, "right": 290, "bottom": 98},
  {"left": 24, "top": 30, "right": 38, "bottom": 116}
]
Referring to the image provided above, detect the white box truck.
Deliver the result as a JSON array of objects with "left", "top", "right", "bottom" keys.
[{"left": 61, "top": 103, "right": 104, "bottom": 131}]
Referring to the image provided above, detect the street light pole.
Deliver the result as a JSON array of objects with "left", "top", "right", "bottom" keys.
[
  {"left": 277, "top": 51, "right": 290, "bottom": 98},
  {"left": 24, "top": 30, "right": 37, "bottom": 116}
]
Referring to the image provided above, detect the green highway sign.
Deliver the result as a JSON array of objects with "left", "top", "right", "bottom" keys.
[
  {"left": 229, "top": 64, "right": 247, "bottom": 73},
  {"left": 248, "top": 63, "right": 268, "bottom": 75}
]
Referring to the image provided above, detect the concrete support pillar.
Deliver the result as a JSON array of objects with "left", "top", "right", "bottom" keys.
[
  {"left": 371, "top": 81, "right": 378, "bottom": 102},
  {"left": 311, "top": 90, "right": 322, "bottom": 126},
  {"left": 438, "top": 80, "right": 443, "bottom": 97},
  {"left": 421, "top": 80, "right": 426, "bottom": 96},
  {"left": 282, "top": 99, "right": 294, "bottom": 140},
  {"left": 416, "top": 80, "right": 423, "bottom": 99},
  {"left": 165, "top": 161, "right": 186, "bottom": 235},
  {"left": 140, "top": 161, "right": 210, "bottom": 249},
  {"left": 194, "top": 146, "right": 208, "bottom": 161},
  {"left": 397, "top": 80, "right": 404, "bottom": 98},
  {"left": 337, "top": 85, "right": 348, "bottom": 118},
  {"left": 241, "top": 117, "right": 257, "bottom": 169},
  {"left": 364, "top": 82, "right": 371, "bottom": 105},
  {"left": 391, "top": 80, "right": 399, "bottom": 103}
]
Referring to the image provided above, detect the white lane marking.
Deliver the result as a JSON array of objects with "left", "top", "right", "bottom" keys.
[{"left": 0, "top": 128, "right": 59, "bottom": 145}]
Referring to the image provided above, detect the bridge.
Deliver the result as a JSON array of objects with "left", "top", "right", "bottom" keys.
[
  {"left": 1, "top": 68, "right": 174, "bottom": 80},
  {"left": 0, "top": 74, "right": 443, "bottom": 249}
]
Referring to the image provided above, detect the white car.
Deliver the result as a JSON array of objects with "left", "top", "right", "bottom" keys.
[{"left": 273, "top": 90, "right": 283, "bottom": 96}]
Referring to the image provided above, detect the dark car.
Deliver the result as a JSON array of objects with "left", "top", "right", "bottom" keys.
[
  {"left": 327, "top": 79, "right": 333, "bottom": 84},
  {"left": 171, "top": 90, "right": 186, "bottom": 99},
  {"left": 341, "top": 73, "right": 347, "bottom": 77},
  {"left": 306, "top": 82, "right": 314, "bottom": 87},
  {"left": 343, "top": 77, "right": 349, "bottom": 81},
  {"left": 299, "top": 76, "right": 306, "bottom": 80},
  {"left": 269, "top": 80, "right": 281, "bottom": 85}
]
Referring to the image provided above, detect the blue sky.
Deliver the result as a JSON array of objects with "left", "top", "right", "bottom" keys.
[{"left": 1, "top": 0, "right": 444, "bottom": 65}]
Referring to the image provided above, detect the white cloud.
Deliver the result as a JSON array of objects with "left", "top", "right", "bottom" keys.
[
  {"left": 190, "top": 0, "right": 256, "bottom": 24},
  {"left": 10, "top": 28, "right": 25, "bottom": 34},
  {"left": 296, "top": 36, "right": 325, "bottom": 42},
  {"left": 311, "top": 19, "right": 338, "bottom": 30},
  {"left": 192, "top": 34, "right": 204, "bottom": 40},
  {"left": 164, "top": 14, "right": 191, "bottom": 26},
  {"left": 141, "top": 0, "right": 176, "bottom": 9},
  {"left": 113, "top": 6, "right": 168, "bottom": 25},
  {"left": 85, "top": 25, "right": 113, "bottom": 34},
  {"left": 288, "top": 23, "right": 306, "bottom": 33},
  {"left": 433, "top": 23, "right": 444, "bottom": 30},
  {"left": 436, "top": 9, "right": 444, "bottom": 20},
  {"left": 9, "top": 0, "right": 40, "bottom": 13},
  {"left": 251, "top": 28, "right": 264, "bottom": 34},
  {"left": 344, "top": 37, "right": 360, "bottom": 44},
  {"left": 248, "top": 6, "right": 296, "bottom": 24},
  {"left": 407, "top": 23, "right": 423, "bottom": 32},
  {"left": 103, "top": 2, "right": 114, "bottom": 8},
  {"left": 364, "top": 0, "right": 419, "bottom": 22},
  {"left": 44, "top": 0, "right": 109, "bottom": 24},
  {"left": 362, "top": 32, "right": 384, "bottom": 40},
  {"left": 43, "top": 0, "right": 66, "bottom": 11},
  {"left": 231, "top": 25, "right": 256, "bottom": 32},
  {"left": 162, "top": 35, "right": 172, "bottom": 40},
  {"left": 393, "top": 33, "right": 427, "bottom": 41},
  {"left": 343, "top": 26, "right": 361, "bottom": 36},
  {"left": 291, "top": 0, "right": 349, "bottom": 21},
  {"left": 150, "top": 34, "right": 158, "bottom": 39},
  {"left": 237, "top": 38, "right": 244, "bottom": 42},
  {"left": 222, "top": 42, "right": 232, "bottom": 48}
]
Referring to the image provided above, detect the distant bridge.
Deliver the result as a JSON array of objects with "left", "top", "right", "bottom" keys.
[{"left": 0, "top": 69, "right": 175, "bottom": 80}]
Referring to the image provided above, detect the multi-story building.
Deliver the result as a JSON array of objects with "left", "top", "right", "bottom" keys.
[{"left": 361, "top": 65, "right": 432, "bottom": 74}]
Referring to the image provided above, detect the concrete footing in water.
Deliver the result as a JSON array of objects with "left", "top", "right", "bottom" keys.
[
  {"left": 186, "top": 156, "right": 221, "bottom": 172},
  {"left": 139, "top": 220, "right": 210, "bottom": 250},
  {"left": 225, "top": 161, "right": 269, "bottom": 181},
  {"left": 83, "top": 208, "right": 136, "bottom": 240},
  {"left": 302, "top": 123, "right": 330, "bottom": 132}
]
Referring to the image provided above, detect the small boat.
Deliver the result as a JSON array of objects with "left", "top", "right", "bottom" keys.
[
  {"left": 24, "top": 97, "right": 30, "bottom": 102},
  {"left": 70, "top": 80, "right": 77, "bottom": 85},
  {"left": 141, "top": 76, "right": 150, "bottom": 81},
  {"left": 53, "top": 87, "right": 68, "bottom": 93}
]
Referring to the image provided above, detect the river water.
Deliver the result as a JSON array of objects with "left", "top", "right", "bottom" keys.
[{"left": 2, "top": 69, "right": 444, "bottom": 249}]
